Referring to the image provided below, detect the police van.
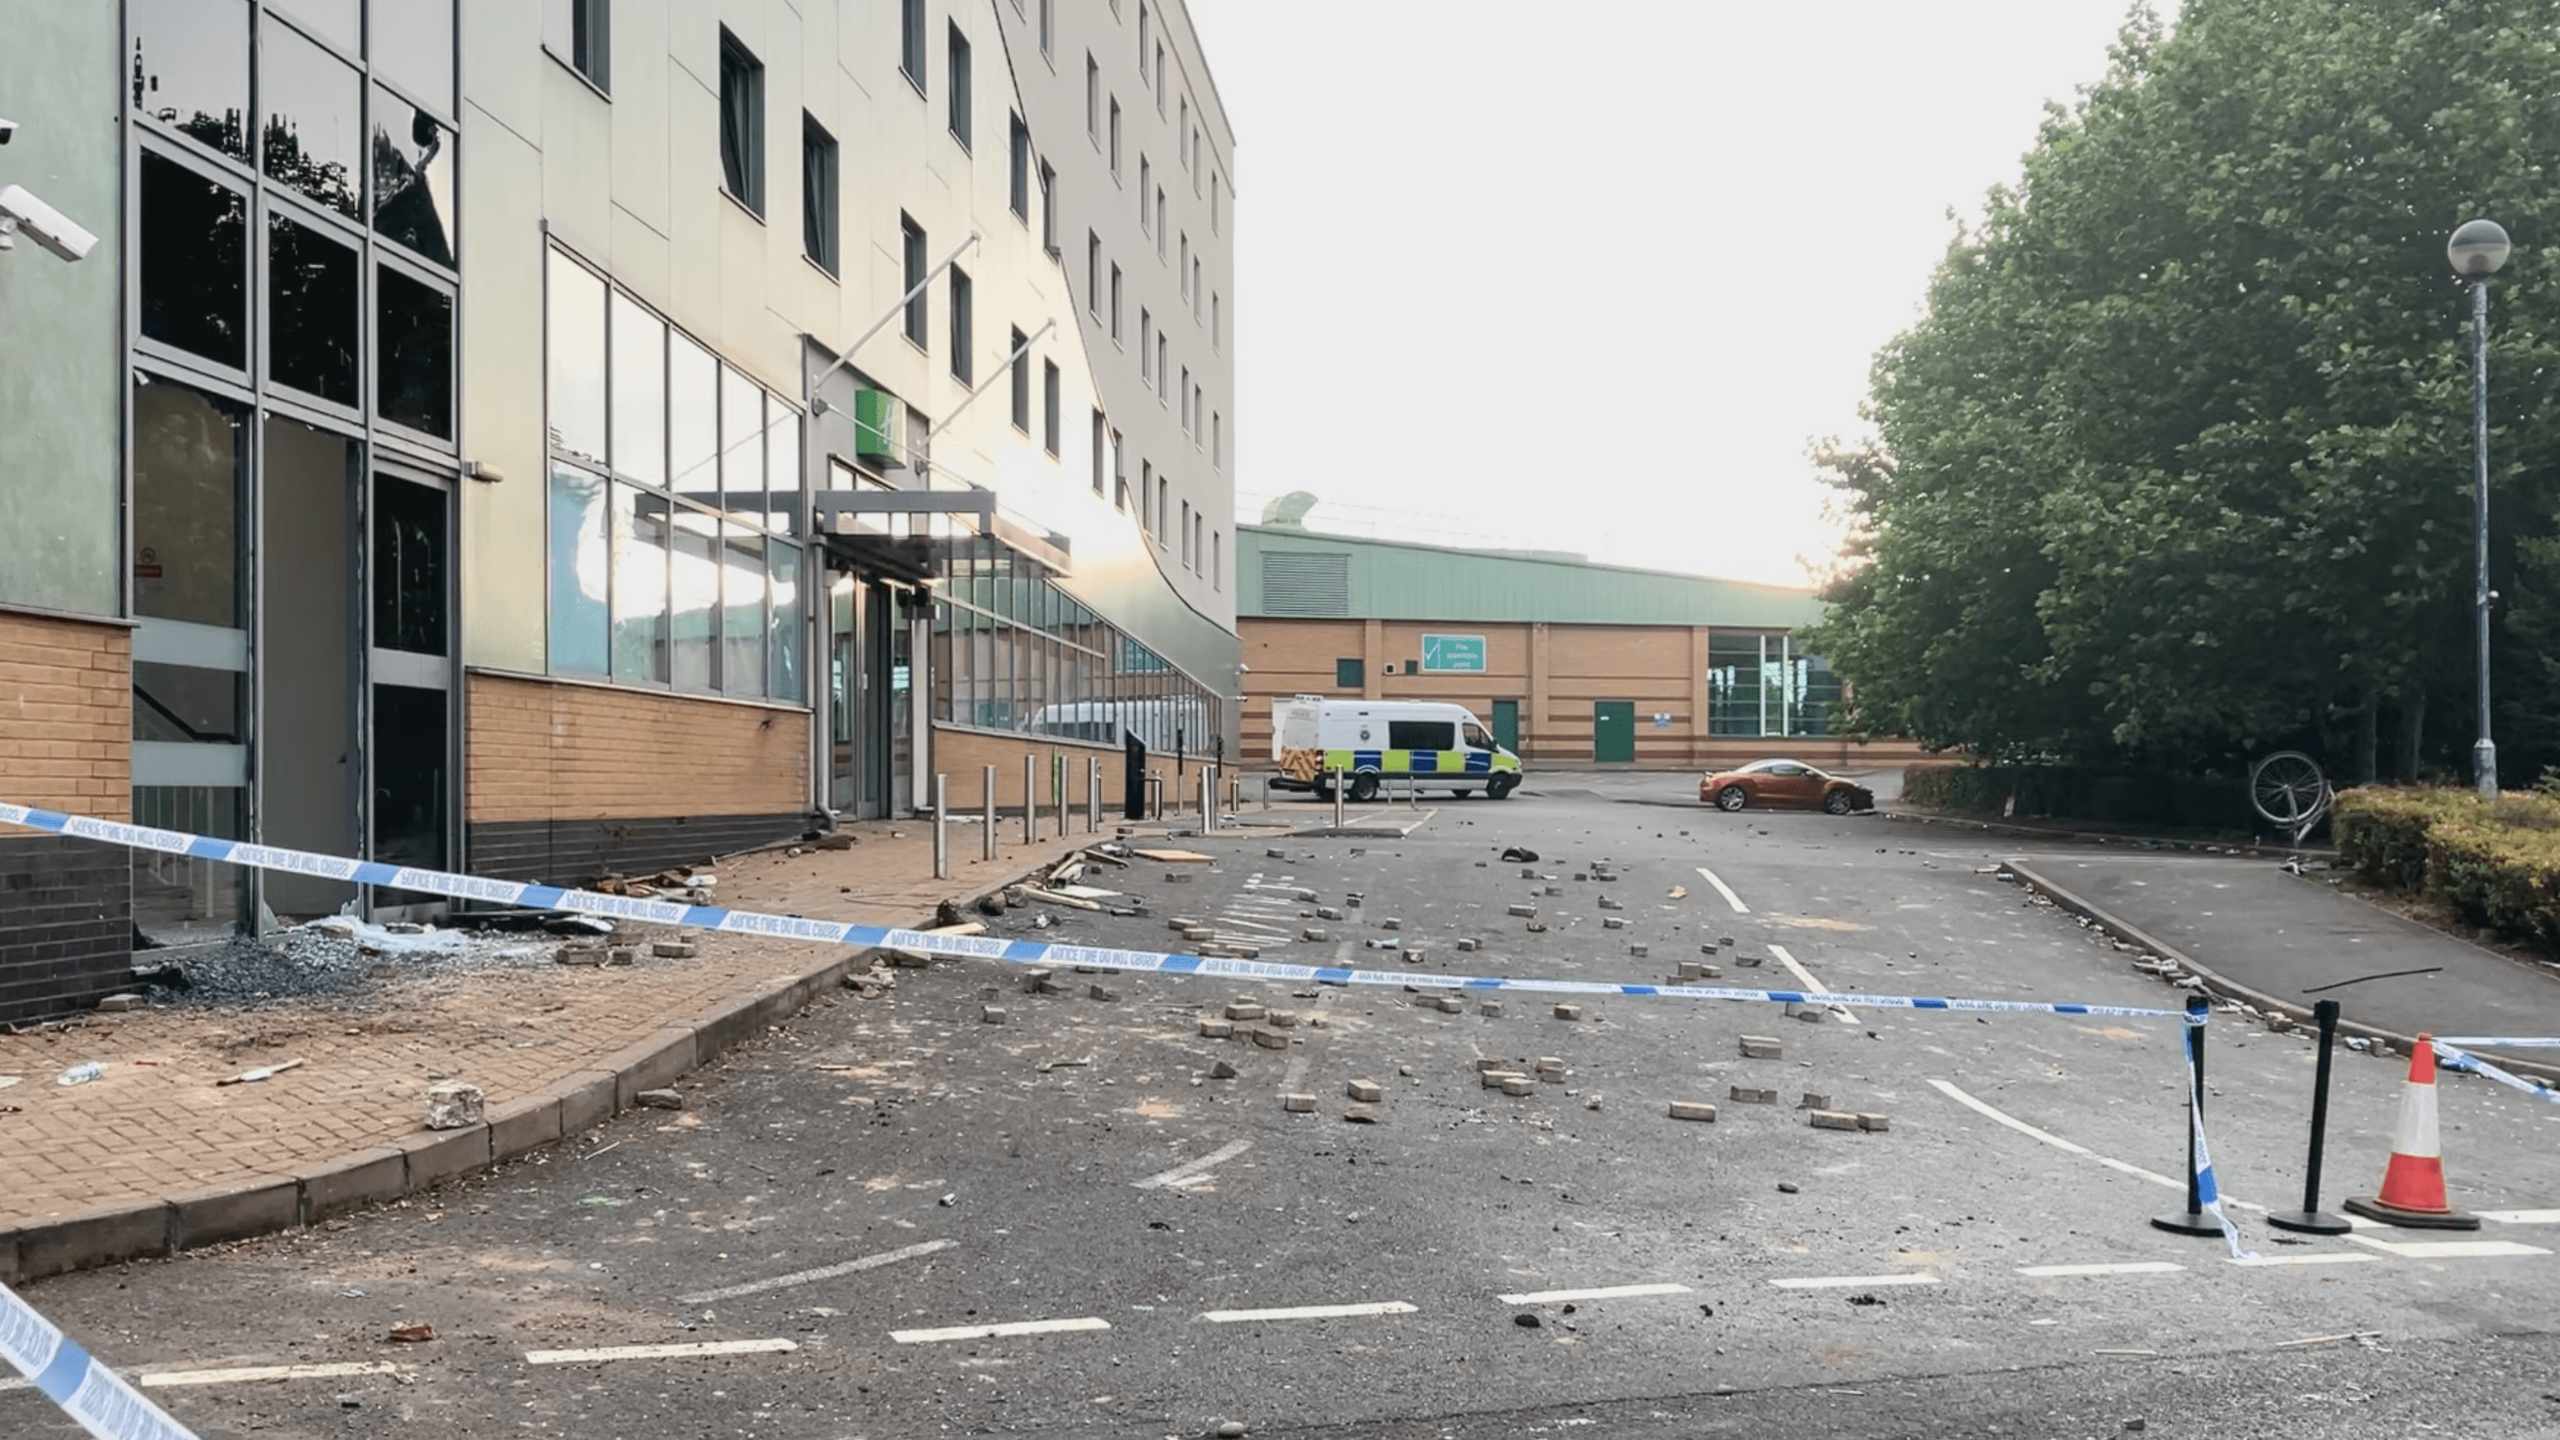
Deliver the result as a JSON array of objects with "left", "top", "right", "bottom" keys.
[{"left": 1268, "top": 696, "right": 1523, "bottom": 801}]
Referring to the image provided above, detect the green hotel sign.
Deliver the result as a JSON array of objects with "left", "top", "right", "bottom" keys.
[{"left": 1420, "top": 633, "right": 1486, "bottom": 673}]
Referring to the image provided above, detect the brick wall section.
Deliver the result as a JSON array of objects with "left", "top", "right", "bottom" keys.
[
  {"left": 463, "top": 675, "right": 813, "bottom": 882},
  {"left": 0, "top": 610, "right": 134, "bottom": 1023},
  {"left": 466, "top": 674, "right": 810, "bottom": 823},
  {"left": 932, "top": 724, "right": 1219, "bottom": 815},
  {"left": 1237, "top": 617, "right": 1934, "bottom": 771}
]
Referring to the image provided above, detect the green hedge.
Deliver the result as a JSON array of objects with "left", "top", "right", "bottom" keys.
[
  {"left": 2335, "top": 787, "right": 2560, "bottom": 949},
  {"left": 1900, "top": 764, "right": 2250, "bottom": 830}
]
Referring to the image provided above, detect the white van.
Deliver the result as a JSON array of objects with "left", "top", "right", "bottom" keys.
[{"left": 1269, "top": 696, "right": 1523, "bottom": 800}]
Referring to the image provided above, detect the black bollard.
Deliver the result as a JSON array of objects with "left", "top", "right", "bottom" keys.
[
  {"left": 2152, "top": 995, "right": 2226, "bottom": 1237},
  {"left": 2266, "top": 1000, "right": 2351, "bottom": 1235}
]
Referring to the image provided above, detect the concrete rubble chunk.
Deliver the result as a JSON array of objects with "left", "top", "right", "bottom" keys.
[
  {"left": 1739, "top": 1036, "right": 1783, "bottom": 1059},
  {"left": 1554, "top": 1004, "right": 1580, "bottom": 1020},
  {"left": 607, "top": 948, "right": 637, "bottom": 966},
  {"left": 1267, "top": 1010, "right": 1299, "bottom": 1028},
  {"left": 1857, "top": 1113, "right": 1892, "bottom": 1132},
  {"left": 1795, "top": 1007, "right": 1827, "bottom": 1024},
  {"left": 1199, "top": 1018, "right": 1235, "bottom": 1039},
  {"left": 1021, "top": 968, "right": 1054, "bottom": 992},
  {"left": 1282, "top": 1093, "right": 1317, "bottom": 1113},
  {"left": 1729, "top": 1085, "right": 1778, "bottom": 1104},
  {"left": 980, "top": 1006, "right": 1007, "bottom": 1024},
  {"left": 1317, "top": 907, "right": 1345, "bottom": 921},
  {"left": 1544, "top": 885, "right": 1564, "bottom": 897},
  {"left": 1499, "top": 1075, "right": 1537, "bottom": 1097},
  {"left": 95, "top": 994, "right": 141, "bottom": 1013},
  {"left": 1480, "top": 1001, "right": 1504, "bottom": 1017},
  {"left": 1481, "top": 1070, "right": 1524, "bottom": 1089},
  {"left": 1087, "top": 985, "right": 1119, "bottom": 1002},
  {"left": 1251, "top": 1028, "right": 1292, "bottom": 1050},
  {"left": 652, "top": 941, "right": 696, "bottom": 959},
  {"left": 1807, "top": 1109, "right": 1862, "bottom": 1131},
  {"left": 1169, "top": 918, "right": 1201, "bottom": 932},
  {"left": 1628, "top": 943, "right": 1649, "bottom": 958},
  {"left": 423, "top": 1080, "right": 485, "bottom": 1129},
  {"left": 1602, "top": 917, "right": 1628, "bottom": 931},
  {"left": 1209, "top": 1059, "right": 1239, "bottom": 1079},
  {"left": 1455, "top": 938, "right": 1479, "bottom": 952},
  {"left": 1526, "top": 921, "right": 1548, "bottom": 934},
  {"left": 1347, "top": 1079, "right": 1384, "bottom": 1103},
  {"left": 2267, "top": 1013, "right": 2297, "bottom": 1034},
  {"left": 635, "top": 1088, "right": 686, "bottom": 1111},
  {"left": 1507, "top": 904, "right": 1538, "bottom": 918},
  {"left": 1380, "top": 918, "right": 1403, "bottom": 931},
  {"left": 1475, "top": 1058, "right": 1507, "bottom": 1072},
  {"left": 1432, "top": 996, "right": 1464, "bottom": 1013},
  {"left": 1597, "top": 897, "right": 1623, "bottom": 911},
  {"left": 1798, "top": 1093, "right": 1831, "bottom": 1110},
  {"left": 556, "top": 946, "right": 607, "bottom": 967},
  {"left": 1226, "top": 1002, "right": 1267, "bottom": 1021},
  {"left": 1303, "top": 929, "right": 1330, "bottom": 943},
  {"left": 1698, "top": 965, "right": 1723, "bottom": 979},
  {"left": 889, "top": 951, "right": 933, "bottom": 968},
  {"left": 1668, "top": 1101, "right": 1718, "bottom": 1122},
  {"left": 1341, "top": 1105, "right": 1378, "bottom": 1124},
  {"left": 1678, "top": 962, "right": 1706, "bottom": 979}
]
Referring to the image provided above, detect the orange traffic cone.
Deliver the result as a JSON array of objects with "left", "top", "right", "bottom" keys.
[{"left": 2342, "top": 1035, "right": 2480, "bottom": 1230}]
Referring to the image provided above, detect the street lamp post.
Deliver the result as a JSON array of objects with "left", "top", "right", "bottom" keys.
[{"left": 2449, "top": 219, "right": 2511, "bottom": 802}]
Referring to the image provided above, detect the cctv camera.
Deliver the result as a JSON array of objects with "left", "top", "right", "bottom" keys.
[
  {"left": 0, "top": 117, "right": 17, "bottom": 145},
  {"left": 0, "top": 183, "right": 98, "bottom": 262}
]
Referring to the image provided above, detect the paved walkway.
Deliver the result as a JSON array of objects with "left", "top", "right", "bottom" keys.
[
  {"left": 0, "top": 811, "right": 1138, "bottom": 1235},
  {"left": 2011, "top": 852, "right": 2560, "bottom": 1068}
]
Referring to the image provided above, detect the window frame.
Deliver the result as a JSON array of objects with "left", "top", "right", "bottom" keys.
[
  {"left": 717, "top": 28, "right": 766, "bottom": 217},
  {"left": 543, "top": 0, "right": 612, "bottom": 94},
  {"left": 1007, "top": 113, "right": 1030, "bottom": 219},
  {"left": 1008, "top": 326, "right": 1031, "bottom": 433},
  {"left": 902, "top": 214, "right": 929, "bottom": 349},
  {"left": 801, "top": 112, "right": 839, "bottom": 276},
  {"left": 949, "top": 266, "right": 975, "bottom": 383},
  {"left": 900, "top": 0, "right": 928, "bottom": 94},
  {"left": 947, "top": 23, "right": 973, "bottom": 149},
  {"left": 1043, "top": 360, "right": 1062, "bottom": 457}
]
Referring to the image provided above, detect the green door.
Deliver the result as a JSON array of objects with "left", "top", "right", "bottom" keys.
[
  {"left": 1490, "top": 698, "right": 1520, "bottom": 753},
  {"left": 1594, "top": 701, "right": 1636, "bottom": 763}
]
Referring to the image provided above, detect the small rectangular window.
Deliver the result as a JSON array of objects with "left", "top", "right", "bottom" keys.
[
  {"left": 1039, "top": 0, "right": 1053, "bottom": 55},
  {"left": 1087, "top": 55, "right": 1100, "bottom": 137},
  {"left": 1335, "top": 658, "right": 1363, "bottom": 689},
  {"left": 1157, "top": 476, "right": 1168, "bottom": 541},
  {"left": 1009, "top": 326, "right": 1031, "bottom": 432},
  {"left": 1388, "top": 720, "right": 1458, "bottom": 752},
  {"left": 544, "top": 0, "right": 610, "bottom": 91},
  {"left": 1180, "top": 233, "right": 1190, "bottom": 294},
  {"left": 1140, "top": 459, "right": 1153, "bottom": 530},
  {"left": 902, "top": 215, "right": 928, "bottom": 347},
  {"left": 1180, "top": 98, "right": 1190, "bottom": 161},
  {"left": 947, "top": 24, "right": 973, "bottom": 147},
  {"left": 1139, "top": 309, "right": 1152, "bottom": 377},
  {"left": 1091, "top": 411, "right": 1107, "bottom": 494},
  {"left": 1212, "top": 174, "right": 1223, "bottom": 234},
  {"left": 1181, "top": 500, "right": 1192, "bottom": 566},
  {"left": 901, "top": 0, "right": 926, "bottom": 89},
  {"left": 1008, "top": 113, "right": 1029, "bottom": 217},
  {"left": 1180, "top": 366, "right": 1190, "bottom": 432},
  {"left": 1156, "top": 332, "right": 1168, "bottom": 397},
  {"left": 1213, "top": 411, "right": 1221, "bottom": 471},
  {"left": 1154, "top": 42, "right": 1165, "bottom": 111},
  {"left": 802, "top": 113, "right": 839, "bottom": 274},
  {"left": 1156, "top": 189, "right": 1166, "bottom": 255},
  {"left": 1112, "top": 429, "right": 1127, "bottom": 508},
  {"left": 1110, "top": 265, "right": 1123, "bottom": 340},
  {"left": 1212, "top": 531, "right": 1221, "bottom": 591},
  {"left": 1109, "top": 99, "right": 1122, "bottom": 176},
  {"left": 1044, "top": 361, "right": 1062, "bottom": 455},
  {"left": 1139, "top": 157, "right": 1152, "bottom": 228},
  {"left": 718, "top": 30, "right": 765, "bottom": 214},
  {"left": 1193, "top": 129, "right": 1204, "bottom": 195},
  {"left": 1087, "top": 232, "right": 1102, "bottom": 313},
  {"left": 1138, "top": 3, "right": 1150, "bottom": 63},
  {"left": 950, "top": 267, "right": 974, "bottom": 382},
  {"left": 1212, "top": 291, "right": 1221, "bottom": 350}
]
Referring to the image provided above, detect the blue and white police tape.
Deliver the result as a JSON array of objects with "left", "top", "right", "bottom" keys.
[
  {"left": 2180, "top": 1012, "right": 2252, "bottom": 1261},
  {"left": 0, "top": 1282, "right": 198, "bottom": 1440},
  {"left": 2431, "top": 1036, "right": 2560, "bottom": 1049},
  {"left": 2431, "top": 1040, "right": 2560, "bottom": 1104},
  {"left": 0, "top": 801, "right": 2178, "bottom": 1020}
]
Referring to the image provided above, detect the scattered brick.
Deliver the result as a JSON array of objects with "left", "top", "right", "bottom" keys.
[
  {"left": 1347, "top": 1079, "right": 1384, "bottom": 1102},
  {"left": 1480, "top": 1001, "right": 1504, "bottom": 1017},
  {"left": 981, "top": 1006, "right": 1007, "bottom": 1024},
  {"left": 1342, "top": 1105, "right": 1378, "bottom": 1124},
  {"left": 1799, "top": 1093, "right": 1831, "bottom": 1110},
  {"left": 1199, "top": 1018, "right": 1235, "bottom": 1039},
  {"left": 652, "top": 942, "right": 696, "bottom": 959},
  {"left": 1282, "top": 1093, "right": 1317, "bottom": 1113},
  {"left": 1554, "top": 1003, "right": 1580, "bottom": 1020},
  {"left": 1226, "top": 1002, "right": 1267, "bottom": 1021},
  {"left": 1507, "top": 904, "right": 1538, "bottom": 918},
  {"left": 1267, "top": 1010, "right": 1299, "bottom": 1028},
  {"left": 1739, "top": 1036, "right": 1783, "bottom": 1059},
  {"left": 1209, "top": 1059, "right": 1239, "bottom": 1079},
  {"left": 1857, "top": 1113, "right": 1892, "bottom": 1132},
  {"left": 424, "top": 1081, "right": 485, "bottom": 1129},
  {"left": 1668, "top": 1101, "right": 1718, "bottom": 1122},
  {"left": 1729, "top": 1085, "right": 1778, "bottom": 1104},
  {"left": 635, "top": 1088, "right": 686, "bottom": 1111},
  {"left": 1251, "top": 1028, "right": 1292, "bottom": 1050},
  {"left": 1500, "top": 1076, "right": 1537, "bottom": 1097},
  {"left": 1807, "top": 1109, "right": 1862, "bottom": 1131},
  {"left": 1456, "top": 938, "right": 1479, "bottom": 952}
]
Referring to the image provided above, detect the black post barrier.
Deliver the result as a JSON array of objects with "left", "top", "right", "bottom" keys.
[
  {"left": 2151, "top": 994, "right": 2226, "bottom": 1237},
  {"left": 2267, "top": 999, "right": 2351, "bottom": 1235},
  {"left": 1123, "top": 732, "right": 1147, "bottom": 821}
]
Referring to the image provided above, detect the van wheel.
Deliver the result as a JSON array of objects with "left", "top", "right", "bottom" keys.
[
  {"left": 1487, "top": 775, "right": 1519, "bottom": 801},
  {"left": 1347, "top": 773, "right": 1380, "bottom": 803}
]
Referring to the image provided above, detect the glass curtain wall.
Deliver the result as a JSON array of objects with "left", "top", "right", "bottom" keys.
[
  {"left": 1707, "top": 632, "right": 1842, "bottom": 738},
  {"left": 544, "top": 247, "right": 806, "bottom": 703},
  {"left": 931, "top": 535, "right": 1217, "bottom": 757},
  {"left": 127, "top": 0, "right": 461, "bottom": 938}
]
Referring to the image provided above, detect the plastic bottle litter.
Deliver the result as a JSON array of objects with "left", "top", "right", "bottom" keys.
[{"left": 56, "top": 1061, "right": 104, "bottom": 1086}]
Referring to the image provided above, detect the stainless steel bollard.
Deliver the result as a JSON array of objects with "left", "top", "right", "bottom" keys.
[
  {"left": 1023, "top": 756, "right": 1036, "bottom": 844},
  {"left": 1332, "top": 767, "right": 1346, "bottom": 828},
  {"left": 932, "top": 773, "right": 950, "bottom": 880},
  {"left": 1200, "top": 765, "right": 1215, "bottom": 831},
  {"left": 1088, "top": 756, "right": 1102, "bottom": 833},
  {"left": 1056, "top": 755, "right": 1069, "bottom": 840},
  {"left": 1149, "top": 773, "right": 1163, "bottom": 820},
  {"left": 982, "top": 765, "right": 998, "bottom": 862}
]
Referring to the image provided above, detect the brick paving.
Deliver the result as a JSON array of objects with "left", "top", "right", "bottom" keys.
[{"left": 0, "top": 812, "right": 1155, "bottom": 1230}]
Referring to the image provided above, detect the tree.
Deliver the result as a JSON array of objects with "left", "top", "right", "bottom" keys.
[{"left": 1811, "top": 0, "right": 2560, "bottom": 781}]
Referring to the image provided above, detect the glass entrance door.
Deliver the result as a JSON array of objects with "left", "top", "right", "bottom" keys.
[
  {"left": 259, "top": 417, "right": 363, "bottom": 921},
  {"left": 368, "top": 470, "right": 454, "bottom": 915}
]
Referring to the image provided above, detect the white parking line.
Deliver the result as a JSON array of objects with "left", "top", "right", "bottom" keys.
[
  {"left": 1929, "top": 1079, "right": 2196, "bottom": 1197},
  {"left": 2477, "top": 1210, "right": 2560, "bottom": 1224},
  {"left": 2344, "top": 1235, "right": 2552, "bottom": 1260},
  {"left": 677, "top": 1238, "right": 957, "bottom": 1305},
  {"left": 1768, "top": 1273, "right": 1939, "bottom": 1290},
  {"left": 891, "top": 1317, "right": 1111, "bottom": 1344},
  {"left": 524, "top": 1339, "right": 798, "bottom": 1365},
  {"left": 1769, "top": 943, "right": 1859, "bottom": 1025},
  {"left": 2016, "top": 1262, "right": 2184, "bottom": 1278},
  {"left": 1695, "top": 867, "right": 1750, "bottom": 914},
  {"left": 141, "top": 1362, "right": 410, "bottom": 1388},
  {"left": 1496, "top": 1283, "right": 1693, "bottom": 1305},
  {"left": 1135, "top": 1138, "right": 1252, "bottom": 1190},
  {"left": 1199, "top": 1302, "right": 1417, "bottom": 1322},
  {"left": 2229, "top": 1253, "right": 2381, "bottom": 1268}
]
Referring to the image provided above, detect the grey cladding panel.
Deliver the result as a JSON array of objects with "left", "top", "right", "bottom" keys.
[{"left": 1260, "top": 551, "right": 1350, "bottom": 617}]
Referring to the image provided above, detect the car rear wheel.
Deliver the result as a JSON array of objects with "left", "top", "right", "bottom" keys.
[
  {"left": 1716, "top": 785, "right": 1748, "bottom": 812},
  {"left": 1823, "top": 790, "right": 1853, "bottom": 815},
  {"left": 1487, "top": 774, "right": 1518, "bottom": 801},
  {"left": 1347, "top": 772, "right": 1380, "bottom": 803}
]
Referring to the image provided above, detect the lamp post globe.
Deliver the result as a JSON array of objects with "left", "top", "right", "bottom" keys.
[{"left": 2448, "top": 218, "right": 2512, "bottom": 280}]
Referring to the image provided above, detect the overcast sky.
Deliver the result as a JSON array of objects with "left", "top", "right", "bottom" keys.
[{"left": 1183, "top": 1, "right": 2168, "bottom": 588}]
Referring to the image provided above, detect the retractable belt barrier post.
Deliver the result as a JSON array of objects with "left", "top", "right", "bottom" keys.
[{"left": 1021, "top": 756, "right": 1036, "bottom": 845}]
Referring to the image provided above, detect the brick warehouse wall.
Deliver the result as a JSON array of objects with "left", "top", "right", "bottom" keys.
[
  {"left": 1237, "top": 617, "right": 1933, "bottom": 772},
  {"left": 465, "top": 674, "right": 813, "bottom": 883},
  {"left": 0, "top": 609, "right": 135, "bottom": 1023}
]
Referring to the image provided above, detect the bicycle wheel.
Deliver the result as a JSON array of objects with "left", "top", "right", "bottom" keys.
[{"left": 2249, "top": 751, "right": 2327, "bottom": 829}]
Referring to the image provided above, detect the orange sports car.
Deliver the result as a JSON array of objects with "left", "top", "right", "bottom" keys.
[{"left": 1699, "top": 759, "right": 1874, "bottom": 814}]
